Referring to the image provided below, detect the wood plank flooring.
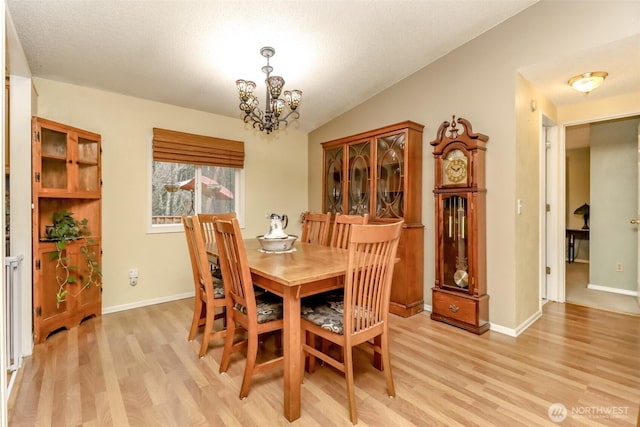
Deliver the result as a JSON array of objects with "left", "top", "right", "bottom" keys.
[{"left": 8, "top": 299, "right": 640, "bottom": 426}]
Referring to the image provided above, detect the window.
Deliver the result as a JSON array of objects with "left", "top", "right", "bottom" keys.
[{"left": 149, "top": 128, "right": 244, "bottom": 232}]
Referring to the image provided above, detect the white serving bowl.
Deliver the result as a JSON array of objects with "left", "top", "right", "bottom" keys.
[{"left": 256, "top": 235, "right": 298, "bottom": 252}]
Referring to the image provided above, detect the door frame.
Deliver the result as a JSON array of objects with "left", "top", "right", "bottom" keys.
[
  {"left": 552, "top": 112, "right": 640, "bottom": 305},
  {"left": 541, "top": 116, "right": 558, "bottom": 303}
]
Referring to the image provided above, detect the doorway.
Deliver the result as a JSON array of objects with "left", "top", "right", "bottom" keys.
[{"left": 561, "top": 115, "right": 640, "bottom": 315}]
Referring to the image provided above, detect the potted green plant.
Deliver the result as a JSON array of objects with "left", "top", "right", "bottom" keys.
[{"left": 48, "top": 210, "right": 102, "bottom": 307}]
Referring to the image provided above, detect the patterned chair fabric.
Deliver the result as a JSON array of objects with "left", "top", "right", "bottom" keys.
[
  {"left": 235, "top": 293, "right": 283, "bottom": 324},
  {"left": 212, "top": 277, "right": 225, "bottom": 299},
  {"left": 300, "top": 298, "right": 344, "bottom": 335}
]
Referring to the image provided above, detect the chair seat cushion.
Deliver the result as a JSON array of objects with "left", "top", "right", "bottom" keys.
[
  {"left": 301, "top": 291, "right": 345, "bottom": 334},
  {"left": 212, "top": 277, "right": 225, "bottom": 299},
  {"left": 234, "top": 291, "right": 283, "bottom": 324}
]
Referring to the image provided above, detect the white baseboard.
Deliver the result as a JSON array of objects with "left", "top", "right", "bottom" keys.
[
  {"left": 423, "top": 304, "right": 542, "bottom": 337},
  {"left": 587, "top": 283, "right": 638, "bottom": 297},
  {"left": 102, "top": 291, "right": 195, "bottom": 315}
]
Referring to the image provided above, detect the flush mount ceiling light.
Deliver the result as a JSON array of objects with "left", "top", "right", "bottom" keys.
[
  {"left": 568, "top": 71, "right": 608, "bottom": 94},
  {"left": 236, "top": 46, "right": 302, "bottom": 134}
]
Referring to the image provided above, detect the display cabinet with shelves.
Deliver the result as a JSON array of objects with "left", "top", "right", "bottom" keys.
[
  {"left": 322, "top": 121, "right": 424, "bottom": 317},
  {"left": 32, "top": 117, "right": 102, "bottom": 344}
]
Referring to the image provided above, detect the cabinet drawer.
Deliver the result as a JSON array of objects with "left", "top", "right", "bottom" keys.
[{"left": 432, "top": 291, "right": 477, "bottom": 325}]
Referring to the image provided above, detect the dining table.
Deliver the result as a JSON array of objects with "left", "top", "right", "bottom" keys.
[{"left": 207, "top": 238, "right": 348, "bottom": 422}]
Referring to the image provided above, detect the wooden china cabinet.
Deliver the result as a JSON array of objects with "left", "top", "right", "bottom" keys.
[
  {"left": 31, "top": 117, "right": 102, "bottom": 343},
  {"left": 431, "top": 116, "right": 489, "bottom": 334},
  {"left": 322, "top": 121, "right": 424, "bottom": 317}
]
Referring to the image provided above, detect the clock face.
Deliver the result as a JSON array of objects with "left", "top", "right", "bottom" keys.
[{"left": 443, "top": 149, "right": 468, "bottom": 185}]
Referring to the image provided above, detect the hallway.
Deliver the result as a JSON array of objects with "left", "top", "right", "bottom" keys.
[{"left": 565, "top": 262, "right": 640, "bottom": 315}]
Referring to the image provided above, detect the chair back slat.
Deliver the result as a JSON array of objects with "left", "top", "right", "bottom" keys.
[
  {"left": 329, "top": 213, "right": 369, "bottom": 249},
  {"left": 198, "top": 212, "right": 237, "bottom": 246},
  {"left": 344, "top": 222, "right": 403, "bottom": 335},
  {"left": 213, "top": 218, "right": 256, "bottom": 317},
  {"left": 301, "top": 212, "right": 331, "bottom": 245}
]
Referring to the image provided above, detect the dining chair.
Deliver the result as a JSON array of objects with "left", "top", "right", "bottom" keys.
[
  {"left": 300, "top": 221, "right": 403, "bottom": 424},
  {"left": 182, "top": 215, "right": 228, "bottom": 358},
  {"left": 315, "top": 213, "right": 371, "bottom": 356},
  {"left": 300, "top": 212, "right": 331, "bottom": 245},
  {"left": 329, "top": 213, "right": 369, "bottom": 249},
  {"left": 214, "top": 217, "right": 285, "bottom": 399}
]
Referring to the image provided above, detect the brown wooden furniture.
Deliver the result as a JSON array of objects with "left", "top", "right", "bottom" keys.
[
  {"left": 329, "top": 213, "right": 369, "bottom": 249},
  {"left": 207, "top": 238, "right": 348, "bottom": 421},
  {"left": 301, "top": 222, "right": 403, "bottom": 424},
  {"left": 431, "top": 116, "right": 489, "bottom": 334},
  {"left": 300, "top": 212, "right": 331, "bottom": 245},
  {"left": 321, "top": 121, "right": 424, "bottom": 317},
  {"left": 214, "top": 218, "right": 285, "bottom": 399},
  {"left": 182, "top": 215, "right": 228, "bottom": 357},
  {"left": 566, "top": 228, "right": 589, "bottom": 263},
  {"left": 197, "top": 212, "right": 237, "bottom": 246},
  {"left": 31, "top": 117, "right": 102, "bottom": 344}
]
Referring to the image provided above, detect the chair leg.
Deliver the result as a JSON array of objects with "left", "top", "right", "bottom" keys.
[
  {"left": 239, "top": 331, "right": 259, "bottom": 399},
  {"left": 189, "top": 297, "right": 203, "bottom": 341},
  {"left": 199, "top": 304, "right": 214, "bottom": 358},
  {"left": 306, "top": 331, "right": 316, "bottom": 373},
  {"left": 344, "top": 347, "right": 358, "bottom": 424},
  {"left": 381, "top": 332, "right": 395, "bottom": 397},
  {"left": 219, "top": 313, "right": 236, "bottom": 373}
]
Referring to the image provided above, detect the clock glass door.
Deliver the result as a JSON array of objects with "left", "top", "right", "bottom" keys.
[{"left": 443, "top": 194, "right": 469, "bottom": 290}]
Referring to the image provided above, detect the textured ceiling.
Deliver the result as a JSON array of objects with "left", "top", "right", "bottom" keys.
[
  {"left": 7, "top": 0, "right": 537, "bottom": 132},
  {"left": 6, "top": 1, "right": 639, "bottom": 135}
]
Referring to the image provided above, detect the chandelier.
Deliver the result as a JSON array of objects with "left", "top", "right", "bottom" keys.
[{"left": 236, "top": 46, "right": 302, "bottom": 134}]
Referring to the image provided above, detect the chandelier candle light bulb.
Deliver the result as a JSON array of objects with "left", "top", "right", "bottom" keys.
[{"left": 236, "top": 46, "right": 302, "bottom": 134}]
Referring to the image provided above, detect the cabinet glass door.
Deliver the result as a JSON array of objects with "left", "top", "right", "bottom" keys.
[
  {"left": 348, "top": 141, "right": 370, "bottom": 215},
  {"left": 442, "top": 195, "right": 469, "bottom": 290},
  {"left": 324, "top": 147, "right": 343, "bottom": 214},
  {"left": 40, "top": 127, "right": 69, "bottom": 190},
  {"left": 77, "top": 137, "right": 100, "bottom": 192},
  {"left": 376, "top": 132, "right": 405, "bottom": 218}
]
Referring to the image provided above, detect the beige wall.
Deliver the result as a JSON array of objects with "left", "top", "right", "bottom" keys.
[
  {"left": 309, "top": 1, "right": 640, "bottom": 330},
  {"left": 566, "top": 147, "right": 590, "bottom": 231},
  {"left": 34, "top": 78, "right": 309, "bottom": 310}
]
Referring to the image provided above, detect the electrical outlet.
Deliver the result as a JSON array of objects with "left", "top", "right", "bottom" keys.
[
  {"left": 129, "top": 268, "right": 139, "bottom": 286},
  {"left": 615, "top": 263, "right": 623, "bottom": 272}
]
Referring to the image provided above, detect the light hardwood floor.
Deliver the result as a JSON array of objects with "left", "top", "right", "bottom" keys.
[
  {"left": 565, "top": 262, "right": 640, "bottom": 315},
  {"left": 8, "top": 299, "right": 640, "bottom": 426}
]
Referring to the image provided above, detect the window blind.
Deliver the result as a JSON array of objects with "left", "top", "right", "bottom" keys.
[{"left": 152, "top": 128, "right": 244, "bottom": 168}]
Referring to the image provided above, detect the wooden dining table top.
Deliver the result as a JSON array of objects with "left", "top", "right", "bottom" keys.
[{"left": 207, "top": 238, "right": 349, "bottom": 290}]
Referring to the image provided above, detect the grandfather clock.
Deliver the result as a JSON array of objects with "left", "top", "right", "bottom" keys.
[{"left": 431, "top": 116, "right": 489, "bottom": 334}]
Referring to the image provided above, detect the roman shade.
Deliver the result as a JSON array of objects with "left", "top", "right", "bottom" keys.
[{"left": 153, "top": 128, "right": 244, "bottom": 168}]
